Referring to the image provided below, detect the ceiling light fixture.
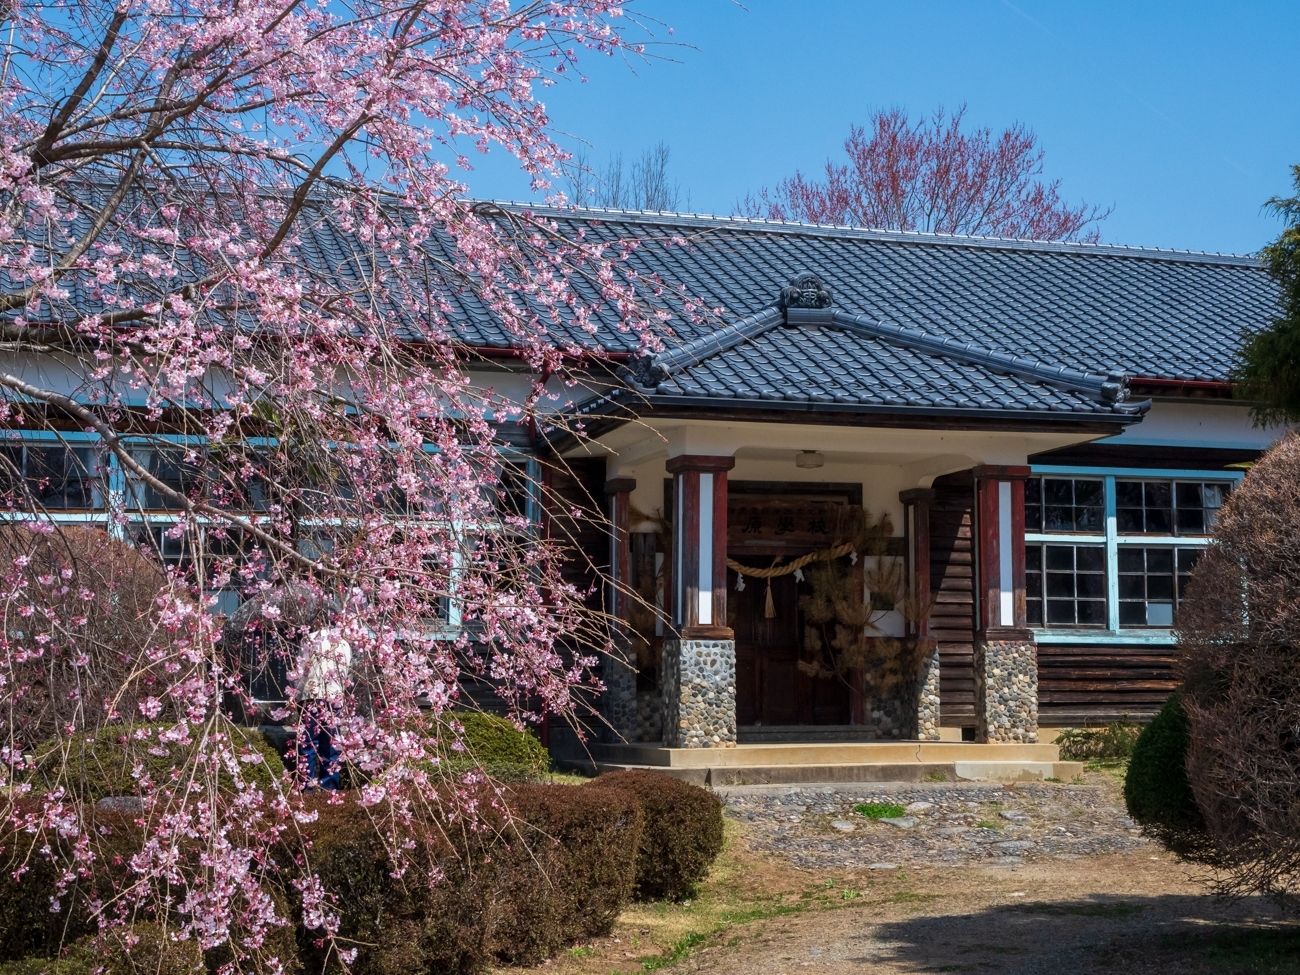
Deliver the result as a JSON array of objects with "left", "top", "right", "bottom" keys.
[{"left": 795, "top": 450, "right": 824, "bottom": 469}]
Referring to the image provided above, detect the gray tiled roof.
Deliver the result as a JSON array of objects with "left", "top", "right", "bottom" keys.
[
  {"left": 618, "top": 304, "right": 1143, "bottom": 422},
  {"left": 486, "top": 205, "right": 1277, "bottom": 384},
  {"left": 9, "top": 192, "right": 1276, "bottom": 391}
]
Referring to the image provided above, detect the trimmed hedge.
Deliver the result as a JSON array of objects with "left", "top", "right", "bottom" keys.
[
  {"left": 0, "top": 807, "right": 145, "bottom": 962},
  {"left": 29, "top": 722, "right": 284, "bottom": 803},
  {"left": 593, "top": 770, "right": 724, "bottom": 901},
  {"left": 290, "top": 782, "right": 641, "bottom": 975},
  {"left": 434, "top": 711, "right": 550, "bottom": 782},
  {"left": 0, "top": 924, "right": 203, "bottom": 975},
  {"left": 1124, "top": 694, "right": 1216, "bottom": 861},
  {"left": 494, "top": 784, "right": 642, "bottom": 962}
]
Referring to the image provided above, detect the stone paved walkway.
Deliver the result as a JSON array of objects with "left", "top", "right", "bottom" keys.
[{"left": 719, "top": 779, "right": 1148, "bottom": 869}]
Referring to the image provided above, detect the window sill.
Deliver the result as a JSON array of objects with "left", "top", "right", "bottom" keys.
[{"left": 1032, "top": 628, "right": 1178, "bottom": 646}]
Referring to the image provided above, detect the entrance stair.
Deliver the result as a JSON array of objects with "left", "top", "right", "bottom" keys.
[{"left": 574, "top": 740, "right": 1083, "bottom": 787}]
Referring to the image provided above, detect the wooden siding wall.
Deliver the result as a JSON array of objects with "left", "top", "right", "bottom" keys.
[
  {"left": 925, "top": 469, "right": 1182, "bottom": 728},
  {"left": 928, "top": 472, "right": 977, "bottom": 724},
  {"left": 548, "top": 457, "right": 610, "bottom": 612},
  {"left": 1038, "top": 644, "right": 1178, "bottom": 726}
]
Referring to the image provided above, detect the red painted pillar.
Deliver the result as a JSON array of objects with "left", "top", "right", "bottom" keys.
[
  {"left": 665, "top": 454, "right": 734, "bottom": 640},
  {"left": 973, "top": 466, "right": 1031, "bottom": 636},
  {"left": 972, "top": 465, "right": 1037, "bottom": 743}
]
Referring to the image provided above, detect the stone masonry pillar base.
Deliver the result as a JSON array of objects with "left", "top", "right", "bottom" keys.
[
  {"left": 602, "top": 635, "right": 639, "bottom": 743},
  {"left": 975, "top": 637, "right": 1038, "bottom": 743},
  {"left": 915, "top": 640, "right": 942, "bottom": 741},
  {"left": 662, "top": 638, "right": 736, "bottom": 748}
]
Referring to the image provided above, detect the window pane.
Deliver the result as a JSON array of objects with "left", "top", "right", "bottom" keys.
[
  {"left": 1145, "top": 507, "right": 1171, "bottom": 533},
  {"left": 1076, "top": 547, "right": 1105, "bottom": 572},
  {"left": 1077, "top": 572, "right": 1105, "bottom": 598},
  {"left": 1117, "top": 508, "right": 1143, "bottom": 533},
  {"left": 1043, "top": 479, "right": 1073, "bottom": 505},
  {"left": 1146, "top": 601, "right": 1175, "bottom": 627},
  {"left": 1025, "top": 478, "right": 1042, "bottom": 532},
  {"left": 1119, "top": 574, "right": 1145, "bottom": 599},
  {"left": 1076, "top": 505, "right": 1103, "bottom": 531},
  {"left": 1119, "top": 602, "right": 1147, "bottom": 626},
  {"left": 1144, "top": 482, "right": 1171, "bottom": 508},
  {"left": 1046, "top": 546, "right": 1074, "bottom": 571},
  {"left": 1115, "top": 481, "right": 1143, "bottom": 507},
  {"left": 1075, "top": 480, "right": 1103, "bottom": 507},
  {"left": 1147, "top": 549, "right": 1173, "bottom": 574},
  {"left": 1032, "top": 544, "right": 1107, "bottom": 628},
  {"left": 1046, "top": 572, "right": 1075, "bottom": 597},
  {"left": 1077, "top": 600, "right": 1107, "bottom": 625},
  {"left": 1175, "top": 509, "right": 1204, "bottom": 534},
  {"left": 1046, "top": 599, "right": 1076, "bottom": 624}
]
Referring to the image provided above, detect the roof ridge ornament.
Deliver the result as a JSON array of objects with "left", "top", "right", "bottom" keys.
[{"left": 778, "top": 271, "right": 833, "bottom": 311}]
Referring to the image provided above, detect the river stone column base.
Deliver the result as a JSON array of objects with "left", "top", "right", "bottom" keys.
[
  {"left": 662, "top": 638, "right": 736, "bottom": 748},
  {"left": 635, "top": 689, "right": 663, "bottom": 742},
  {"left": 915, "top": 642, "right": 942, "bottom": 741},
  {"left": 976, "top": 638, "right": 1038, "bottom": 743},
  {"left": 602, "top": 641, "right": 639, "bottom": 743}
]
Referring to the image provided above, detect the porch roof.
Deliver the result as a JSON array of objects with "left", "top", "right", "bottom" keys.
[{"left": 606, "top": 294, "right": 1145, "bottom": 426}]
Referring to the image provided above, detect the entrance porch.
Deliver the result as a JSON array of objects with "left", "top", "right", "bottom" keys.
[{"left": 591, "top": 420, "right": 1081, "bottom": 751}]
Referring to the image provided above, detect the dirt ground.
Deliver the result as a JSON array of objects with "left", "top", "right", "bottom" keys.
[
  {"left": 675, "top": 855, "right": 1298, "bottom": 975},
  {"left": 518, "top": 771, "right": 1300, "bottom": 975}
]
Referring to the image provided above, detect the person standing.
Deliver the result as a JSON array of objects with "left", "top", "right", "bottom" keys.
[{"left": 296, "top": 625, "right": 352, "bottom": 790}]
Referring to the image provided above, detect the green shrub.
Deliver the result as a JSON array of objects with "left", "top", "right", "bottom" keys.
[
  {"left": 290, "top": 783, "right": 641, "bottom": 975},
  {"left": 0, "top": 807, "right": 146, "bottom": 962},
  {"left": 0, "top": 924, "right": 203, "bottom": 975},
  {"left": 1055, "top": 722, "right": 1142, "bottom": 762},
  {"left": 433, "top": 711, "right": 549, "bottom": 782},
  {"left": 28, "top": 722, "right": 284, "bottom": 803},
  {"left": 593, "top": 770, "right": 724, "bottom": 902},
  {"left": 494, "top": 784, "right": 641, "bottom": 962},
  {"left": 1124, "top": 694, "right": 1216, "bottom": 861}
]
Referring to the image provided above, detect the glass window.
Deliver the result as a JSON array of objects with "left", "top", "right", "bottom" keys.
[
  {"left": 1026, "top": 477, "right": 1103, "bottom": 533},
  {"left": 1027, "top": 471, "right": 1233, "bottom": 633},
  {"left": 127, "top": 445, "right": 206, "bottom": 510},
  {"left": 1116, "top": 478, "right": 1229, "bottom": 536},
  {"left": 0, "top": 442, "right": 105, "bottom": 509},
  {"left": 1026, "top": 543, "right": 1107, "bottom": 627},
  {"left": 1118, "top": 546, "right": 1202, "bottom": 627}
]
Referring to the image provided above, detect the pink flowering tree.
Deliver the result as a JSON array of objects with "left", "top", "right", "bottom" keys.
[
  {"left": 0, "top": 0, "right": 664, "bottom": 966},
  {"left": 739, "top": 105, "right": 1110, "bottom": 241}
]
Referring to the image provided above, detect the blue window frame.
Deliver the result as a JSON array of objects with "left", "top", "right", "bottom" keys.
[{"left": 1026, "top": 466, "right": 1243, "bottom": 644}]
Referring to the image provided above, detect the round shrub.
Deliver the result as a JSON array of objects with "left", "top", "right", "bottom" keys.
[
  {"left": 1123, "top": 694, "right": 1215, "bottom": 862},
  {"left": 0, "top": 806, "right": 146, "bottom": 962},
  {"left": 593, "top": 770, "right": 724, "bottom": 901},
  {"left": 286, "top": 783, "right": 641, "bottom": 975},
  {"left": 94, "top": 924, "right": 205, "bottom": 975},
  {"left": 29, "top": 722, "right": 284, "bottom": 803},
  {"left": 434, "top": 711, "right": 549, "bottom": 782},
  {"left": 1175, "top": 432, "right": 1300, "bottom": 896},
  {"left": 0, "top": 923, "right": 202, "bottom": 975},
  {"left": 495, "top": 784, "right": 642, "bottom": 961}
]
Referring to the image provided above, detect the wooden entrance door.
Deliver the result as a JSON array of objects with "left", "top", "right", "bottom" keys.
[{"left": 731, "top": 568, "right": 850, "bottom": 726}]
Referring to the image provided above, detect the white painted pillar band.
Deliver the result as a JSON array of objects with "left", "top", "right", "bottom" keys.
[
  {"left": 998, "top": 480, "right": 1014, "bottom": 626},
  {"left": 698, "top": 472, "right": 714, "bottom": 625}
]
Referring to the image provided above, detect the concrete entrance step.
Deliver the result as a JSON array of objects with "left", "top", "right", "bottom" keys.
[
  {"left": 593, "top": 740, "right": 1064, "bottom": 769},
  {"left": 564, "top": 758, "right": 1084, "bottom": 787},
  {"left": 570, "top": 741, "right": 1084, "bottom": 786}
]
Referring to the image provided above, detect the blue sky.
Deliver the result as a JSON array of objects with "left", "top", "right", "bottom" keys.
[{"left": 469, "top": 0, "right": 1299, "bottom": 254}]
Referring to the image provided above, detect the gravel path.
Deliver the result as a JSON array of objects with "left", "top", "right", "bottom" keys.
[{"left": 719, "top": 779, "right": 1149, "bottom": 869}]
